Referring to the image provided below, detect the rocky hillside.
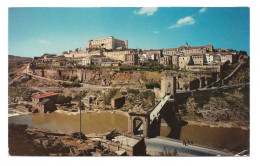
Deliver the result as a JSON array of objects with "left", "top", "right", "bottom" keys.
[
  {"left": 179, "top": 85, "right": 249, "bottom": 128},
  {"left": 8, "top": 55, "right": 32, "bottom": 72},
  {"left": 85, "top": 70, "right": 162, "bottom": 88}
]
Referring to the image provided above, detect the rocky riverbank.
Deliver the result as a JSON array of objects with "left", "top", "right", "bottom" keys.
[
  {"left": 8, "top": 123, "right": 117, "bottom": 156},
  {"left": 184, "top": 120, "right": 249, "bottom": 130},
  {"left": 55, "top": 109, "right": 129, "bottom": 117}
]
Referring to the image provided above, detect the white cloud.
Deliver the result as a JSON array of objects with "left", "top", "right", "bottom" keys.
[
  {"left": 38, "top": 39, "right": 50, "bottom": 44},
  {"left": 199, "top": 7, "right": 206, "bottom": 13},
  {"left": 154, "top": 31, "right": 159, "bottom": 34},
  {"left": 168, "top": 16, "right": 195, "bottom": 29},
  {"left": 133, "top": 7, "right": 158, "bottom": 16}
]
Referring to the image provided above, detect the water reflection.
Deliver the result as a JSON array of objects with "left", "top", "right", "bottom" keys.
[{"left": 9, "top": 112, "right": 128, "bottom": 134}]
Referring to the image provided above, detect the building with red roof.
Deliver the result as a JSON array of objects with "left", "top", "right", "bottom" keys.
[{"left": 32, "top": 92, "right": 58, "bottom": 113}]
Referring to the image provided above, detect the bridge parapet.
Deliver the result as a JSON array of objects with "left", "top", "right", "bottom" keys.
[{"left": 149, "top": 95, "right": 171, "bottom": 123}]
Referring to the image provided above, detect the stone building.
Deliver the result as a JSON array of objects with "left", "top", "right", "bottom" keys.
[
  {"left": 220, "top": 52, "right": 238, "bottom": 64},
  {"left": 82, "top": 56, "right": 108, "bottom": 66},
  {"left": 172, "top": 55, "right": 180, "bottom": 67},
  {"left": 191, "top": 54, "right": 205, "bottom": 65},
  {"left": 162, "top": 42, "right": 213, "bottom": 56},
  {"left": 179, "top": 56, "right": 192, "bottom": 69},
  {"left": 183, "top": 47, "right": 207, "bottom": 55},
  {"left": 32, "top": 93, "right": 58, "bottom": 113},
  {"left": 82, "top": 57, "right": 92, "bottom": 65},
  {"left": 124, "top": 54, "right": 138, "bottom": 65},
  {"left": 162, "top": 48, "right": 178, "bottom": 56},
  {"left": 138, "top": 55, "right": 149, "bottom": 64},
  {"left": 159, "top": 56, "right": 172, "bottom": 65},
  {"left": 205, "top": 53, "right": 221, "bottom": 64},
  {"left": 91, "top": 58, "right": 102, "bottom": 66},
  {"left": 103, "top": 50, "right": 137, "bottom": 61},
  {"left": 86, "top": 36, "right": 128, "bottom": 50},
  {"left": 101, "top": 132, "right": 146, "bottom": 156},
  {"left": 142, "top": 49, "right": 162, "bottom": 61}
]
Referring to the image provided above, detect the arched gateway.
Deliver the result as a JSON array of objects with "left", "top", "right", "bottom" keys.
[{"left": 128, "top": 110, "right": 150, "bottom": 137}]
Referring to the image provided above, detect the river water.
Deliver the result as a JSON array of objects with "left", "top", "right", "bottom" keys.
[{"left": 8, "top": 112, "right": 249, "bottom": 152}]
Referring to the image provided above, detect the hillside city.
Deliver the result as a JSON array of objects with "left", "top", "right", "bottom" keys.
[{"left": 8, "top": 36, "right": 250, "bottom": 156}]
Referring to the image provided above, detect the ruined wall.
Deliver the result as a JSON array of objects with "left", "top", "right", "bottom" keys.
[
  {"left": 189, "top": 79, "right": 200, "bottom": 90},
  {"left": 34, "top": 69, "right": 44, "bottom": 77},
  {"left": 111, "top": 96, "right": 125, "bottom": 109},
  {"left": 31, "top": 68, "right": 216, "bottom": 90},
  {"left": 101, "top": 139, "right": 133, "bottom": 156},
  {"left": 44, "top": 69, "right": 59, "bottom": 79}
]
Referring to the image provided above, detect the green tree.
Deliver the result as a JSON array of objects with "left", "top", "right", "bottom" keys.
[{"left": 145, "top": 82, "right": 160, "bottom": 89}]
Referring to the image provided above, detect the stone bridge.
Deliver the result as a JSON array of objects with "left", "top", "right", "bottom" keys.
[
  {"left": 127, "top": 76, "right": 235, "bottom": 156},
  {"left": 128, "top": 76, "right": 178, "bottom": 138}
]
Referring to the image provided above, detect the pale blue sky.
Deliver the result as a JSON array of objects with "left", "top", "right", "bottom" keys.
[{"left": 8, "top": 7, "right": 249, "bottom": 57}]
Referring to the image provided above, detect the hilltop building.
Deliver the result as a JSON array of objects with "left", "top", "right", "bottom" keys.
[
  {"left": 103, "top": 50, "right": 136, "bottom": 61},
  {"left": 86, "top": 36, "right": 128, "bottom": 50},
  {"left": 191, "top": 54, "right": 206, "bottom": 65},
  {"left": 124, "top": 54, "right": 138, "bottom": 65},
  {"left": 179, "top": 56, "right": 193, "bottom": 69}
]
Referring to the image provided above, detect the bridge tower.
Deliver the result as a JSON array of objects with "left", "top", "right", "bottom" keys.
[
  {"left": 161, "top": 76, "right": 177, "bottom": 99},
  {"left": 128, "top": 109, "right": 150, "bottom": 138}
]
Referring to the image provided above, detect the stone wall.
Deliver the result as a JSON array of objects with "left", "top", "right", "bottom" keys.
[
  {"left": 186, "top": 65, "right": 221, "bottom": 72},
  {"left": 16, "top": 105, "right": 30, "bottom": 112},
  {"left": 31, "top": 68, "right": 216, "bottom": 89},
  {"left": 100, "top": 137, "right": 145, "bottom": 156},
  {"left": 44, "top": 69, "right": 59, "bottom": 79},
  {"left": 34, "top": 69, "right": 44, "bottom": 77}
]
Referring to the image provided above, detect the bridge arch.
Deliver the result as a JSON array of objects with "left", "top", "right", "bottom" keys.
[
  {"left": 132, "top": 117, "right": 144, "bottom": 135},
  {"left": 128, "top": 113, "right": 149, "bottom": 137}
]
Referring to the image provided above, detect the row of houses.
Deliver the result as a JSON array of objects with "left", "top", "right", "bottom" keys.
[
  {"left": 158, "top": 51, "right": 239, "bottom": 68},
  {"left": 35, "top": 50, "right": 238, "bottom": 71},
  {"left": 34, "top": 37, "right": 243, "bottom": 71}
]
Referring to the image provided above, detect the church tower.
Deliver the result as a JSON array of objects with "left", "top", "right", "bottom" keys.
[{"left": 185, "top": 41, "right": 189, "bottom": 48}]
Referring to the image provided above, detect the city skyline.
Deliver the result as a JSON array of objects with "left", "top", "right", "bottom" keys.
[{"left": 8, "top": 7, "right": 250, "bottom": 57}]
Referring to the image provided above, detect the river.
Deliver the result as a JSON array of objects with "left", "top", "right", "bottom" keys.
[{"left": 8, "top": 112, "right": 249, "bottom": 152}]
